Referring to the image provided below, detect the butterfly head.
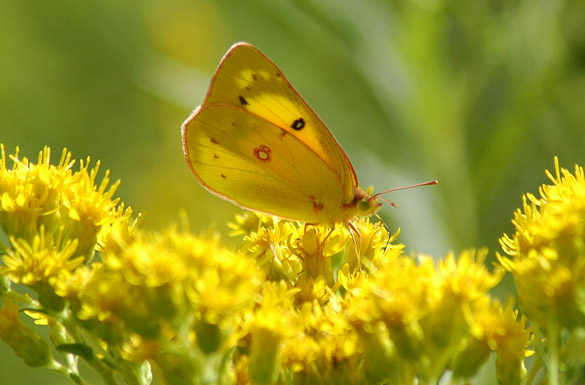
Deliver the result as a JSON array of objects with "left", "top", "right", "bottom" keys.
[{"left": 353, "top": 186, "right": 383, "bottom": 218}]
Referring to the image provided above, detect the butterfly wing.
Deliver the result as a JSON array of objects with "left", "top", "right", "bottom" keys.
[
  {"left": 183, "top": 104, "right": 347, "bottom": 224},
  {"left": 200, "top": 42, "right": 358, "bottom": 201}
]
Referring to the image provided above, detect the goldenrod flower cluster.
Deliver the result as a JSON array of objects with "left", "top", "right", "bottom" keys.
[
  {"left": 0, "top": 145, "right": 580, "bottom": 385},
  {"left": 499, "top": 157, "right": 585, "bottom": 384}
]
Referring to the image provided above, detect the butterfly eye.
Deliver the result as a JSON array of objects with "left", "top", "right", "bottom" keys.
[
  {"left": 357, "top": 199, "right": 371, "bottom": 214},
  {"left": 356, "top": 197, "right": 383, "bottom": 217}
]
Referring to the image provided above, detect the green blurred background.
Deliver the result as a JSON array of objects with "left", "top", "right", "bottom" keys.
[{"left": 1, "top": 0, "right": 584, "bottom": 383}]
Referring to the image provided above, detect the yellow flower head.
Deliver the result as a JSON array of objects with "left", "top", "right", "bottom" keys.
[
  {"left": 0, "top": 144, "right": 540, "bottom": 385},
  {"left": 238, "top": 215, "right": 350, "bottom": 304},
  {"left": 247, "top": 282, "right": 297, "bottom": 385},
  {"left": 498, "top": 157, "right": 585, "bottom": 329},
  {"left": 2, "top": 230, "right": 83, "bottom": 288},
  {"left": 228, "top": 211, "right": 274, "bottom": 236},
  {"left": 73, "top": 226, "right": 262, "bottom": 346},
  {"left": 281, "top": 299, "right": 362, "bottom": 385},
  {"left": 436, "top": 249, "right": 505, "bottom": 303},
  {"left": 239, "top": 217, "right": 304, "bottom": 282},
  {"left": 343, "top": 217, "right": 392, "bottom": 271},
  {"left": 0, "top": 146, "right": 128, "bottom": 262},
  {"left": 344, "top": 249, "right": 505, "bottom": 383},
  {"left": 0, "top": 146, "right": 70, "bottom": 242},
  {"left": 452, "top": 297, "right": 532, "bottom": 384},
  {"left": 238, "top": 213, "right": 391, "bottom": 298}
]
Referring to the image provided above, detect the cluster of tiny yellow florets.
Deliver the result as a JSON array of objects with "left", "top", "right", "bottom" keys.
[
  {"left": 0, "top": 145, "right": 130, "bottom": 294},
  {"left": 498, "top": 157, "right": 585, "bottom": 384},
  {"left": 0, "top": 146, "right": 265, "bottom": 384},
  {"left": 499, "top": 157, "right": 585, "bottom": 330},
  {"left": 229, "top": 213, "right": 531, "bottom": 385},
  {"left": 0, "top": 145, "right": 540, "bottom": 385}
]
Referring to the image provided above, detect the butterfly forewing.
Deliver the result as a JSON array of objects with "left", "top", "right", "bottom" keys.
[{"left": 201, "top": 42, "right": 358, "bottom": 202}]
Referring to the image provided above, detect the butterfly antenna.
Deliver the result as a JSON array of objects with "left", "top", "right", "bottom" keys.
[
  {"left": 373, "top": 180, "right": 438, "bottom": 199},
  {"left": 377, "top": 196, "right": 397, "bottom": 208}
]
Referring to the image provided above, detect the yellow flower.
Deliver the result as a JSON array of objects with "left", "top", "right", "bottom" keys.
[
  {"left": 239, "top": 217, "right": 348, "bottom": 295},
  {"left": 0, "top": 144, "right": 542, "bottom": 384},
  {"left": 486, "top": 299, "right": 532, "bottom": 385},
  {"left": 343, "top": 218, "right": 391, "bottom": 271},
  {"left": 345, "top": 249, "right": 505, "bottom": 383},
  {"left": 247, "top": 282, "right": 297, "bottom": 385},
  {"left": 498, "top": 157, "right": 585, "bottom": 329},
  {"left": 228, "top": 211, "right": 274, "bottom": 236},
  {"left": 436, "top": 249, "right": 505, "bottom": 302},
  {"left": 2, "top": 230, "right": 84, "bottom": 310},
  {"left": 453, "top": 297, "right": 532, "bottom": 384},
  {"left": 2, "top": 230, "right": 83, "bottom": 287},
  {"left": 240, "top": 218, "right": 304, "bottom": 283},
  {"left": 0, "top": 145, "right": 130, "bottom": 263},
  {"left": 0, "top": 146, "right": 69, "bottom": 242},
  {"left": 281, "top": 298, "right": 362, "bottom": 385},
  {"left": 74, "top": 226, "right": 262, "bottom": 344},
  {"left": 238, "top": 215, "right": 392, "bottom": 306},
  {"left": 69, "top": 224, "right": 263, "bottom": 384}
]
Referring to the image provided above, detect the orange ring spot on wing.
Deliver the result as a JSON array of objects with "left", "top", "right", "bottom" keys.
[{"left": 253, "top": 145, "right": 271, "bottom": 162}]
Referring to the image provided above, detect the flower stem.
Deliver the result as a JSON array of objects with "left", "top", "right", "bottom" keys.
[{"left": 546, "top": 319, "right": 559, "bottom": 385}]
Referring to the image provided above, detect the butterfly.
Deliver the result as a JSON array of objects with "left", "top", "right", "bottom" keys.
[{"left": 182, "top": 42, "right": 435, "bottom": 229}]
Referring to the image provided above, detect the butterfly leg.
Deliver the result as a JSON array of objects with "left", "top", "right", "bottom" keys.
[
  {"left": 345, "top": 221, "right": 362, "bottom": 270},
  {"left": 374, "top": 213, "right": 392, "bottom": 251},
  {"left": 322, "top": 226, "right": 335, "bottom": 244}
]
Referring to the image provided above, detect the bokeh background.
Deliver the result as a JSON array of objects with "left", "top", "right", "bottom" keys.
[{"left": 1, "top": 0, "right": 585, "bottom": 383}]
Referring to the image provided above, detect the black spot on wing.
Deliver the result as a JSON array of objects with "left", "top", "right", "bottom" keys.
[
  {"left": 239, "top": 96, "right": 249, "bottom": 106},
  {"left": 291, "top": 118, "right": 305, "bottom": 131}
]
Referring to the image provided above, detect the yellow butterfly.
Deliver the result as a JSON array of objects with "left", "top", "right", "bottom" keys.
[{"left": 182, "top": 42, "right": 435, "bottom": 228}]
